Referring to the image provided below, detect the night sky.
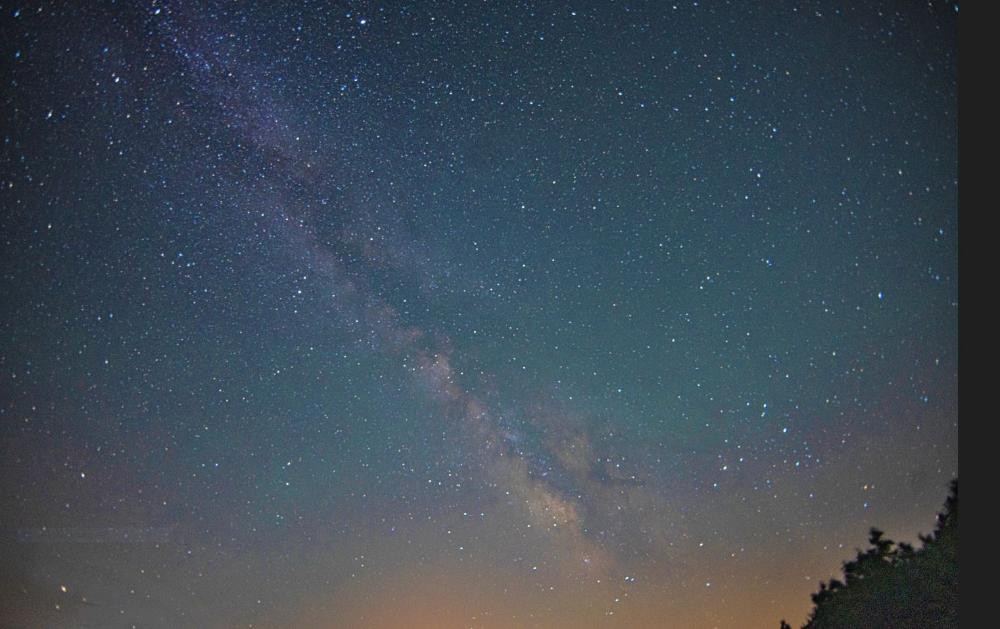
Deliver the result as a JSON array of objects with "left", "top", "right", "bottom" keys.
[{"left": 0, "top": 1, "right": 957, "bottom": 628}]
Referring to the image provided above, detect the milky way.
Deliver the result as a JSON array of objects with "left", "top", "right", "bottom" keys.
[{"left": 1, "top": 2, "right": 957, "bottom": 627}]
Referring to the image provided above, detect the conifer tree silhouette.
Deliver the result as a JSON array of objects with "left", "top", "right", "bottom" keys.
[{"left": 781, "top": 479, "right": 957, "bottom": 628}]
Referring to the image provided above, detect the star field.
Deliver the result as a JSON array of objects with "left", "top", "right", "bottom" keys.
[{"left": 0, "top": 2, "right": 957, "bottom": 627}]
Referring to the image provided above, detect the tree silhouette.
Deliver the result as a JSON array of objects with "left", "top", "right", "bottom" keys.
[{"left": 781, "top": 479, "right": 957, "bottom": 628}]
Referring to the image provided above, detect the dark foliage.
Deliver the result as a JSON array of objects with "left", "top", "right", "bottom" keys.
[{"left": 780, "top": 479, "right": 957, "bottom": 629}]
